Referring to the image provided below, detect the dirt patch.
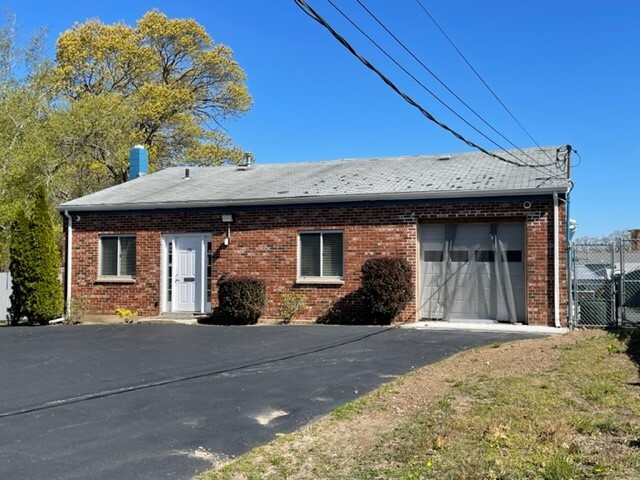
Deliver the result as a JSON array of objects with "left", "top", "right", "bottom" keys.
[
  {"left": 292, "top": 334, "right": 570, "bottom": 470},
  {"left": 254, "top": 409, "right": 289, "bottom": 426}
]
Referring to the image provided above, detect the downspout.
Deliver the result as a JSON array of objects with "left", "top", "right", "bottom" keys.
[
  {"left": 553, "top": 192, "right": 561, "bottom": 328},
  {"left": 63, "top": 210, "right": 73, "bottom": 319},
  {"left": 565, "top": 146, "right": 573, "bottom": 328},
  {"left": 566, "top": 197, "right": 573, "bottom": 329}
]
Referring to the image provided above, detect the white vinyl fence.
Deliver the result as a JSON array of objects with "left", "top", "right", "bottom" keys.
[{"left": 0, "top": 272, "right": 11, "bottom": 321}]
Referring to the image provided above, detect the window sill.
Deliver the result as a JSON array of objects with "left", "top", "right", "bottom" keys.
[
  {"left": 96, "top": 276, "right": 136, "bottom": 284},
  {"left": 296, "top": 277, "right": 345, "bottom": 286}
]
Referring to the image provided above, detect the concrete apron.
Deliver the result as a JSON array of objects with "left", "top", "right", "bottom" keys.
[
  {"left": 81, "top": 313, "right": 202, "bottom": 325},
  {"left": 79, "top": 314, "right": 566, "bottom": 333},
  {"left": 401, "top": 320, "right": 568, "bottom": 335}
]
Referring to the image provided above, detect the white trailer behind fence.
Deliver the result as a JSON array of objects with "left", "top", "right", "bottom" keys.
[{"left": 0, "top": 272, "right": 11, "bottom": 321}]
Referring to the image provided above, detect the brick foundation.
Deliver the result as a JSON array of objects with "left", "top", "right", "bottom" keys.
[{"left": 62, "top": 196, "right": 567, "bottom": 326}]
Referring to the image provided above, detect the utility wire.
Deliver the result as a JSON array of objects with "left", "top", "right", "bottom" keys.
[
  {"left": 570, "top": 147, "right": 581, "bottom": 167},
  {"left": 414, "top": 0, "right": 554, "bottom": 163},
  {"left": 295, "top": 0, "right": 567, "bottom": 180},
  {"left": 324, "top": 0, "right": 526, "bottom": 166},
  {"left": 535, "top": 145, "right": 573, "bottom": 187},
  {"left": 294, "top": 0, "right": 525, "bottom": 167},
  {"left": 351, "top": 0, "right": 556, "bottom": 170}
]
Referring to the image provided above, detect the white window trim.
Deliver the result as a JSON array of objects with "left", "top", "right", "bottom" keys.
[
  {"left": 297, "top": 230, "right": 345, "bottom": 285},
  {"left": 98, "top": 234, "right": 136, "bottom": 282}
]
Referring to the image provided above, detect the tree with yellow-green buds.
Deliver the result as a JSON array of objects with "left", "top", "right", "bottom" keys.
[{"left": 51, "top": 10, "right": 252, "bottom": 190}]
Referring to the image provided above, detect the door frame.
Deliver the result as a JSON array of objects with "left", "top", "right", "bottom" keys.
[{"left": 160, "top": 233, "right": 212, "bottom": 314}]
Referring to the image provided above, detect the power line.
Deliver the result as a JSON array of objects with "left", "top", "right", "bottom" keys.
[
  {"left": 324, "top": 0, "right": 526, "bottom": 166},
  {"left": 294, "top": 0, "right": 561, "bottom": 175},
  {"left": 414, "top": 0, "right": 554, "bottom": 163},
  {"left": 293, "top": 0, "right": 523, "bottom": 167},
  {"left": 570, "top": 147, "right": 581, "bottom": 167},
  {"left": 351, "top": 0, "right": 555, "bottom": 170}
]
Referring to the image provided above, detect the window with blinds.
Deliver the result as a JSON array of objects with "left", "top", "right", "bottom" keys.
[
  {"left": 298, "top": 231, "right": 343, "bottom": 280},
  {"left": 100, "top": 235, "right": 136, "bottom": 278}
]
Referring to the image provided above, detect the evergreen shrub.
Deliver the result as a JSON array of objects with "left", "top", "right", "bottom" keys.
[
  {"left": 8, "top": 185, "right": 63, "bottom": 325},
  {"left": 217, "top": 276, "right": 267, "bottom": 325},
  {"left": 360, "top": 256, "right": 412, "bottom": 325}
]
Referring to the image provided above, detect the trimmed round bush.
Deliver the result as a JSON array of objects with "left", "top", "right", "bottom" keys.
[
  {"left": 360, "top": 256, "right": 413, "bottom": 325},
  {"left": 217, "top": 276, "right": 267, "bottom": 325}
]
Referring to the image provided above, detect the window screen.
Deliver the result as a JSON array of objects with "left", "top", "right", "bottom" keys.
[
  {"left": 299, "top": 231, "right": 343, "bottom": 278},
  {"left": 300, "top": 233, "right": 321, "bottom": 277},
  {"left": 100, "top": 236, "right": 136, "bottom": 277},
  {"left": 119, "top": 237, "right": 136, "bottom": 276},
  {"left": 100, "top": 237, "right": 118, "bottom": 276},
  {"left": 322, "top": 232, "right": 343, "bottom": 277}
]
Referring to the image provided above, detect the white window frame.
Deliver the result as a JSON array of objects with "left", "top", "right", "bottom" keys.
[
  {"left": 297, "top": 230, "right": 344, "bottom": 285},
  {"left": 98, "top": 234, "right": 136, "bottom": 282}
]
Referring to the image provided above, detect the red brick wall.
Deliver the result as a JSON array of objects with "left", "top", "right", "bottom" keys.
[{"left": 62, "top": 197, "right": 567, "bottom": 326}]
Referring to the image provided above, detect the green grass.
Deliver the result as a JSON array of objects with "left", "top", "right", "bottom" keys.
[
  {"left": 199, "top": 331, "right": 640, "bottom": 480},
  {"left": 364, "top": 333, "right": 640, "bottom": 480}
]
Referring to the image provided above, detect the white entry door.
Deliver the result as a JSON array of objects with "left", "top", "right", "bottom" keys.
[{"left": 174, "top": 236, "right": 202, "bottom": 312}]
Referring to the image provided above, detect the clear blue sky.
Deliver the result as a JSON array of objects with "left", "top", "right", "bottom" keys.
[{"left": 4, "top": 1, "right": 639, "bottom": 238}]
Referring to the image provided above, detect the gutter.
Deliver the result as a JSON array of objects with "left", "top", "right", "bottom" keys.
[
  {"left": 56, "top": 186, "right": 570, "bottom": 213},
  {"left": 63, "top": 210, "right": 72, "bottom": 320}
]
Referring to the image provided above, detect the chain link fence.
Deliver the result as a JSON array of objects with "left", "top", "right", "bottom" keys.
[
  {"left": 619, "top": 239, "right": 640, "bottom": 324},
  {"left": 571, "top": 244, "right": 615, "bottom": 327},
  {"left": 570, "top": 239, "right": 640, "bottom": 327}
]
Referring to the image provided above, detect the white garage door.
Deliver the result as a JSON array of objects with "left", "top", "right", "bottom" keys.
[{"left": 419, "top": 223, "right": 525, "bottom": 323}]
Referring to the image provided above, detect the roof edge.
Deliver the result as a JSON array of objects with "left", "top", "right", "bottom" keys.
[{"left": 56, "top": 186, "right": 568, "bottom": 213}]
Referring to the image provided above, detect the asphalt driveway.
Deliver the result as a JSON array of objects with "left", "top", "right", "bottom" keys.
[{"left": 0, "top": 324, "right": 543, "bottom": 479}]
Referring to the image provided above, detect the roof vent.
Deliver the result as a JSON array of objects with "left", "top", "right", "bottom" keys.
[
  {"left": 237, "top": 152, "right": 254, "bottom": 171},
  {"left": 437, "top": 155, "right": 451, "bottom": 161},
  {"left": 183, "top": 168, "right": 190, "bottom": 179}
]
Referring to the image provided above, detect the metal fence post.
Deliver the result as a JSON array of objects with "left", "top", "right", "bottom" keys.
[
  {"left": 568, "top": 243, "right": 574, "bottom": 328},
  {"left": 610, "top": 243, "right": 616, "bottom": 326},
  {"left": 619, "top": 238, "right": 625, "bottom": 326}
]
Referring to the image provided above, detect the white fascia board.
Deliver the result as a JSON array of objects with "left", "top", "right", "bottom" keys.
[{"left": 55, "top": 186, "right": 569, "bottom": 213}]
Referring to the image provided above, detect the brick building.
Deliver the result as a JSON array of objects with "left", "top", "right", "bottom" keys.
[{"left": 57, "top": 146, "right": 572, "bottom": 326}]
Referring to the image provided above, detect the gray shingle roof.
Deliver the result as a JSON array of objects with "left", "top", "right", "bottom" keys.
[{"left": 58, "top": 147, "right": 571, "bottom": 212}]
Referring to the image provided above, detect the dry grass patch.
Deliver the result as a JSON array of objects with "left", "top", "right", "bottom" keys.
[{"left": 199, "top": 329, "right": 640, "bottom": 480}]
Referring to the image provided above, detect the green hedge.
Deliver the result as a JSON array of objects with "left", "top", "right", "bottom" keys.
[
  {"left": 9, "top": 185, "right": 63, "bottom": 325},
  {"left": 361, "top": 256, "right": 412, "bottom": 325},
  {"left": 217, "top": 276, "right": 267, "bottom": 325}
]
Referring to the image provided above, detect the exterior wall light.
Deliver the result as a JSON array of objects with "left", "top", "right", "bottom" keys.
[{"left": 221, "top": 214, "right": 233, "bottom": 245}]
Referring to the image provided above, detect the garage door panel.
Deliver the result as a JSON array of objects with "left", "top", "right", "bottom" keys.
[{"left": 420, "top": 223, "right": 526, "bottom": 322}]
